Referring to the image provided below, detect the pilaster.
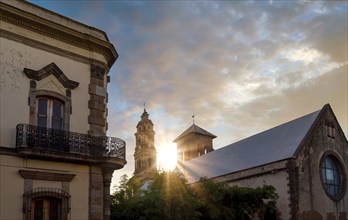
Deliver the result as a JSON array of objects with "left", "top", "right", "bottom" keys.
[
  {"left": 88, "top": 64, "right": 107, "bottom": 136},
  {"left": 102, "top": 167, "right": 114, "bottom": 220},
  {"left": 89, "top": 166, "right": 103, "bottom": 220}
]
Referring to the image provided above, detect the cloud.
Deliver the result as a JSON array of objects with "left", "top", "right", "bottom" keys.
[
  {"left": 106, "top": 0, "right": 347, "bottom": 184},
  {"left": 30, "top": 0, "right": 348, "bottom": 187}
]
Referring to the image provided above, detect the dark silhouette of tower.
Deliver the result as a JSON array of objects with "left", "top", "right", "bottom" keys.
[{"left": 133, "top": 108, "right": 157, "bottom": 182}]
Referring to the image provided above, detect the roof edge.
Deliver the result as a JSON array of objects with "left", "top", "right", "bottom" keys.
[
  {"left": 186, "top": 158, "right": 290, "bottom": 184},
  {"left": 293, "top": 103, "right": 330, "bottom": 157}
]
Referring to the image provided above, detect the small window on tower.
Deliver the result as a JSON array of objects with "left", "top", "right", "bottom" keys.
[{"left": 326, "top": 122, "right": 336, "bottom": 139}]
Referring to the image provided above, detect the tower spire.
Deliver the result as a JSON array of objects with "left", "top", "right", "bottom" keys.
[{"left": 134, "top": 108, "right": 157, "bottom": 183}]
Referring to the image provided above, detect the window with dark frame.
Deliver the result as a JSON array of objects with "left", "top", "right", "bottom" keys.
[
  {"left": 32, "top": 197, "right": 62, "bottom": 220},
  {"left": 321, "top": 154, "right": 346, "bottom": 200},
  {"left": 37, "top": 98, "right": 64, "bottom": 130}
]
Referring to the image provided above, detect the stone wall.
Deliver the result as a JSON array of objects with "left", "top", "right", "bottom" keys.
[{"left": 296, "top": 106, "right": 348, "bottom": 220}]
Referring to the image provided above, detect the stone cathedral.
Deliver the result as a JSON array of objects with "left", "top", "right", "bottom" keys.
[{"left": 133, "top": 108, "right": 157, "bottom": 183}]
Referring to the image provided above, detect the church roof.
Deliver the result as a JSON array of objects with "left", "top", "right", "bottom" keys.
[
  {"left": 181, "top": 105, "right": 327, "bottom": 183},
  {"left": 173, "top": 124, "right": 217, "bottom": 142}
]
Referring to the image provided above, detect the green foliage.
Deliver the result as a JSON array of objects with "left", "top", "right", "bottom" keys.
[
  {"left": 111, "top": 174, "right": 143, "bottom": 219},
  {"left": 194, "top": 178, "right": 279, "bottom": 220},
  {"left": 111, "top": 173, "right": 278, "bottom": 220}
]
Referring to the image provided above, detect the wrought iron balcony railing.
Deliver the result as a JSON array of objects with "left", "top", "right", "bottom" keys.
[{"left": 16, "top": 124, "right": 125, "bottom": 160}]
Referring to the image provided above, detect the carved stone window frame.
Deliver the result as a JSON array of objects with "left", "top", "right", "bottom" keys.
[
  {"left": 23, "top": 188, "right": 71, "bottom": 220},
  {"left": 19, "top": 170, "right": 75, "bottom": 220},
  {"left": 25, "top": 63, "right": 79, "bottom": 131},
  {"left": 29, "top": 87, "right": 71, "bottom": 131}
]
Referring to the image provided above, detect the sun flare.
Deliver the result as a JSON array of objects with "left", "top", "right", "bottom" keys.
[{"left": 157, "top": 143, "right": 177, "bottom": 171}]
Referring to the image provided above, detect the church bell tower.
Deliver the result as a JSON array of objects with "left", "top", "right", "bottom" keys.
[
  {"left": 133, "top": 108, "right": 157, "bottom": 182},
  {"left": 174, "top": 121, "right": 216, "bottom": 163}
]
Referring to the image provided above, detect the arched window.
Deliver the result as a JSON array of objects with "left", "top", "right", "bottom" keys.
[{"left": 320, "top": 153, "right": 346, "bottom": 200}]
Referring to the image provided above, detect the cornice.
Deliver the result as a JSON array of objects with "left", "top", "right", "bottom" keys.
[
  {"left": 0, "top": 2, "right": 118, "bottom": 68},
  {"left": 19, "top": 169, "right": 76, "bottom": 182},
  {"left": 0, "top": 29, "right": 108, "bottom": 70}
]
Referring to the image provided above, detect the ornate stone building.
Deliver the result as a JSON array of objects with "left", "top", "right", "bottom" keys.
[
  {"left": 0, "top": 1, "right": 126, "bottom": 220},
  {"left": 133, "top": 108, "right": 157, "bottom": 183},
  {"left": 178, "top": 104, "right": 347, "bottom": 220}
]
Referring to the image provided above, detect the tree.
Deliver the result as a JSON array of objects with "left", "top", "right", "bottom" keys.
[
  {"left": 142, "top": 172, "right": 203, "bottom": 220},
  {"left": 111, "top": 174, "right": 143, "bottom": 220},
  {"left": 111, "top": 172, "right": 278, "bottom": 220},
  {"left": 193, "top": 178, "right": 278, "bottom": 220}
]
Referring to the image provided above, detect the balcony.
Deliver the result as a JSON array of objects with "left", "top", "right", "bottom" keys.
[{"left": 15, "top": 124, "right": 126, "bottom": 164}]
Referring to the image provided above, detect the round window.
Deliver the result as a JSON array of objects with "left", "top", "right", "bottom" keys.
[{"left": 320, "top": 153, "right": 346, "bottom": 200}]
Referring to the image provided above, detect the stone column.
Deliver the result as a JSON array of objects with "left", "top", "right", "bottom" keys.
[{"left": 102, "top": 167, "right": 114, "bottom": 220}]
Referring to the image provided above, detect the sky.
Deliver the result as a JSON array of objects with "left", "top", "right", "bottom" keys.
[{"left": 30, "top": 0, "right": 348, "bottom": 189}]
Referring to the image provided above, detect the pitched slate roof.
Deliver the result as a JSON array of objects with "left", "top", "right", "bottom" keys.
[
  {"left": 181, "top": 107, "right": 324, "bottom": 183},
  {"left": 174, "top": 124, "right": 217, "bottom": 142}
]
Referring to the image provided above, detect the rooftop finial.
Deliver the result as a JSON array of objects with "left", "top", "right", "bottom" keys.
[
  {"left": 192, "top": 113, "right": 195, "bottom": 124},
  {"left": 141, "top": 103, "right": 149, "bottom": 119}
]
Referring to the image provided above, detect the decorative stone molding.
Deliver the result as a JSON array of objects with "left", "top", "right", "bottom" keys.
[
  {"left": 0, "top": 2, "right": 118, "bottom": 68},
  {"left": 24, "top": 63, "right": 74, "bottom": 130},
  {"left": 19, "top": 170, "right": 76, "bottom": 182},
  {"left": 1, "top": 28, "right": 106, "bottom": 69},
  {"left": 24, "top": 62, "right": 79, "bottom": 90}
]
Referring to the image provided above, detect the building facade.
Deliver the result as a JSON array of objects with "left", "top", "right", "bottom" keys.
[
  {"left": 133, "top": 109, "right": 157, "bottom": 183},
  {"left": 179, "top": 104, "right": 347, "bottom": 220},
  {"left": 0, "top": 1, "right": 126, "bottom": 220}
]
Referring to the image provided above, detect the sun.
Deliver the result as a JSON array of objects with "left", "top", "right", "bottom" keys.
[{"left": 157, "top": 142, "right": 177, "bottom": 171}]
